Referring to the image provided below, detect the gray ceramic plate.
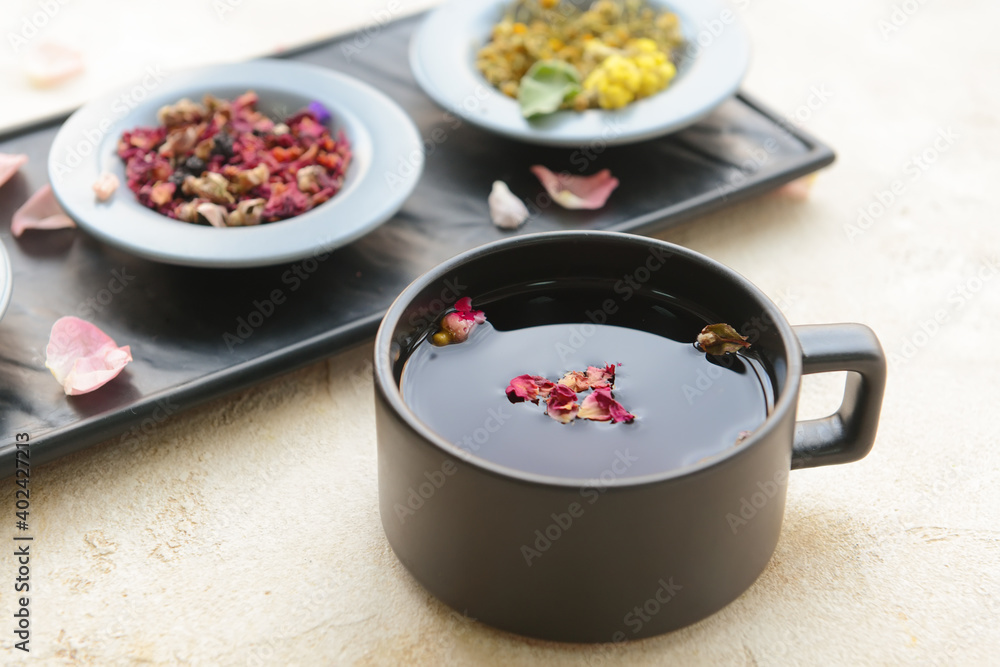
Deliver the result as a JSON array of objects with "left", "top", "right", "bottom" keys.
[
  {"left": 47, "top": 60, "right": 424, "bottom": 268},
  {"left": 0, "top": 238, "right": 11, "bottom": 321},
  {"left": 411, "top": 0, "right": 751, "bottom": 147}
]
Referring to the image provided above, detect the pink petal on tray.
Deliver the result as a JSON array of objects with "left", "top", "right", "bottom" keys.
[
  {"left": 45, "top": 317, "right": 133, "bottom": 395},
  {"left": 530, "top": 165, "right": 619, "bottom": 210},
  {"left": 11, "top": 184, "right": 76, "bottom": 237},
  {"left": 0, "top": 153, "right": 28, "bottom": 189}
]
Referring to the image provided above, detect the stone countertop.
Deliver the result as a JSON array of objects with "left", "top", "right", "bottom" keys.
[{"left": 2, "top": 0, "right": 999, "bottom": 664}]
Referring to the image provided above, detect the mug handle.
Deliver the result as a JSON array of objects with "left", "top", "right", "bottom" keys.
[{"left": 790, "top": 324, "right": 887, "bottom": 469}]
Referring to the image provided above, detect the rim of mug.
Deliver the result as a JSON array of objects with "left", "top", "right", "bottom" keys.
[{"left": 375, "top": 230, "right": 803, "bottom": 488}]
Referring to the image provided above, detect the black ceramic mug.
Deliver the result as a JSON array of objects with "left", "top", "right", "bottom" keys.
[{"left": 373, "top": 231, "right": 886, "bottom": 642}]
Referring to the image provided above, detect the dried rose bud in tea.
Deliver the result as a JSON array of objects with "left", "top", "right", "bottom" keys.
[
  {"left": 696, "top": 323, "right": 750, "bottom": 355},
  {"left": 431, "top": 297, "right": 487, "bottom": 346}
]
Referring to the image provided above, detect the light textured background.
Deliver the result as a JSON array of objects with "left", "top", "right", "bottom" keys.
[{"left": 2, "top": 0, "right": 1000, "bottom": 665}]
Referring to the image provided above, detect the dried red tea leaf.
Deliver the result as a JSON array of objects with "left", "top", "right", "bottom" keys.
[
  {"left": 506, "top": 375, "right": 556, "bottom": 404},
  {"left": 545, "top": 384, "right": 580, "bottom": 423},
  {"left": 45, "top": 316, "right": 132, "bottom": 395},
  {"left": 432, "top": 298, "right": 487, "bottom": 345},
  {"left": 530, "top": 165, "right": 619, "bottom": 210},
  {"left": 120, "top": 92, "right": 351, "bottom": 224},
  {"left": 92, "top": 172, "right": 120, "bottom": 202},
  {"left": 578, "top": 387, "right": 636, "bottom": 424},
  {"left": 697, "top": 323, "right": 750, "bottom": 355}
]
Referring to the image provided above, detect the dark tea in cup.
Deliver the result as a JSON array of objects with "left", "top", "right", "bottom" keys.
[{"left": 399, "top": 281, "right": 775, "bottom": 479}]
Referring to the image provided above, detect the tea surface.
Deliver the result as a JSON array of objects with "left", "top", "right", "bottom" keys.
[{"left": 400, "top": 287, "right": 773, "bottom": 479}]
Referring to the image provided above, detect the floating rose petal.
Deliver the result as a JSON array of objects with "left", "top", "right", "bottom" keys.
[
  {"left": 578, "top": 387, "right": 635, "bottom": 423},
  {"left": 558, "top": 370, "right": 590, "bottom": 393},
  {"left": 45, "top": 316, "right": 133, "bottom": 395},
  {"left": 11, "top": 184, "right": 76, "bottom": 237},
  {"left": 545, "top": 384, "right": 580, "bottom": 424},
  {"left": 24, "top": 43, "right": 84, "bottom": 88},
  {"left": 453, "top": 297, "right": 486, "bottom": 323},
  {"left": 530, "top": 165, "right": 619, "bottom": 210},
  {"left": 488, "top": 181, "right": 530, "bottom": 230},
  {"left": 0, "top": 153, "right": 28, "bottom": 189},
  {"left": 697, "top": 323, "right": 750, "bottom": 355},
  {"left": 585, "top": 363, "right": 616, "bottom": 389},
  {"left": 506, "top": 374, "right": 556, "bottom": 404},
  {"left": 92, "top": 172, "right": 120, "bottom": 202}
]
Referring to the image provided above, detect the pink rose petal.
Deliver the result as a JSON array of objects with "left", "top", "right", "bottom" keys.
[
  {"left": 578, "top": 387, "right": 635, "bottom": 424},
  {"left": 453, "top": 297, "right": 486, "bottom": 324},
  {"left": 557, "top": 370, "right": 590, "bottom": 393},
  {"left": 0, "top": 153, "right": 28, "bottom": 189},
  {"left": 11, "top": 184, "right": 76, "bottom": 237},
  {"left": 45, "top": 316, "right": 133, "bottom": 395},
  {"left": 585, "top": 364, "right": 616, "bottom": 389},
  {"left": 24, "top": 43, "right": 85, "bottom": 88},
  {"left": 530, "top": 165, "right": 619, "bottom": 210},
  {"left": 506, "top": 374, "right": 556, "bottom": 404},
  {"left": 545, "top": 384, "right": 580, "bottom": 423}
]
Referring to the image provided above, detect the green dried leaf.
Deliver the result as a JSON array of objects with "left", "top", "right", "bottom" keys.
[
  {"left": 697, "top": 323, "right": 750, "bottom": 355},
  {"left": 517, "top": 60, "right": 581, "bottom": 118}
]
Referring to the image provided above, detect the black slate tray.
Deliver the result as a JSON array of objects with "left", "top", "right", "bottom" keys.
[{"left": 0, "top": 13, "right": 834, "bottom": 471}]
